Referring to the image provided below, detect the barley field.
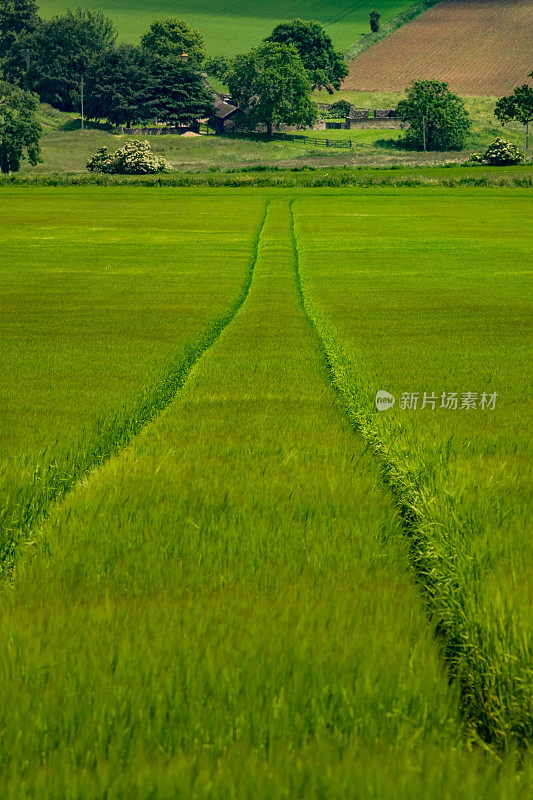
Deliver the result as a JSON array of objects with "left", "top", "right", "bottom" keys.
[{"left": 0, "top": 187, "right": 531, "bottom": 798}]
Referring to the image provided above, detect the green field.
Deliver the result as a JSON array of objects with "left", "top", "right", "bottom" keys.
[
  {"left": 0, "top": 186, "right": 531, "bottom": 797},
  {"left": 36, "top": 0, "right": 416, "bottom": 55},
  {"left": 0, "top": 190, "right": 266, "bottom": 558},
  {"left": 293, "top": 190, "right": 533, "bottom": 744}
]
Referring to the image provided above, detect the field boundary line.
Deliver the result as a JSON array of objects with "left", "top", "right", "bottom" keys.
[
  {"left": 289, "top": 200, "right": 531, "bottom": 749},
  {"left": 0, "top": 201, "right": 271, "bottom": 578},
  {"left": 345, "top": 0, "right": 441, "bottom": 62},
  {"left": 2, "top": 173, "right": 532, "bottom": 189}
]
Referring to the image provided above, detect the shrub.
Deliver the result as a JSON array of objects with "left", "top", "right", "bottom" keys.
[
  {"left": 483, "top": 138, "right": 524, "bottom": 166},
  {"left": 466, "top": 153, "right": 485, "bottom": 164},
  {"left": 87, "top": 140, "right": 169, "bottom": 174},
  {"left": 369, "top": 11, "right": 381, "bottom": 33},
  {"left": 329, "top": 100, "right": 351, "bottom": 118}
]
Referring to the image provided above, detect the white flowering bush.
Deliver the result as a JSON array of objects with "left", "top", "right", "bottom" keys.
[
  {"left": 483, "top": 138, "right": 524, "bottom": 166},
  {"left": 87, "top": 140, "right": 169, "bottom": 174}
]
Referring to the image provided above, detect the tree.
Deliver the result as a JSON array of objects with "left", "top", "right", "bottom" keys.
[
  {"left": 396, "top": 80, "right": 470, "bottom": 151},
  {"left": 495, "top": 76, "right": 533, "bottom": 150},
  {"left": 369, "top": 11, "right": 381, "bottom": 33},
  {"left": 0, "top": 0, "right": 39, "bottom": 59},
  {"left": 0, "top": 80, "right": 42, "bottom": 172},
  {"left": 227, "top": 42, "right": 316, "bottom": 135},
  {"left": 205, "top": 55, "right": 231, "bottom": 83},
  {"left": 141, "top": 18, "right": 205, "bottom": 66},
  {"left": 25, "top": 9, "right": 117, "bottom": 110},
  {"left": 0, "top": 0, "right": 40, "bottom": 84},
  {"left": 265, "top": 19, "right": 348, "bottom": 93},
  {"left": 142, "top": 55, "right": 212, "bottom": 125},
  {"left": 85, "top": 44, "right": 151, "bottom": 127},
  {"left": 329, "top": 99, "right": 351, "bottom": 117}
]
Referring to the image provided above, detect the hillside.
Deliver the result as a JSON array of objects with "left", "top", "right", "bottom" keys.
[
  {"left": 344, "top": 0, "right": 533, "bottom": 95},
  {"left": 36, "top": 0, "right": 417, "bottom": 55}
]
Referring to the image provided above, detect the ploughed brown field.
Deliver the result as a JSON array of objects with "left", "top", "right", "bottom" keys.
[{"left": 344, "top": 0, "right": 533, "bottom": 96}]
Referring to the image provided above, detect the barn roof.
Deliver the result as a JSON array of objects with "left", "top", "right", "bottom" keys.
[{"left": 202, "top": 74, "right": 240, "bottom": 121}]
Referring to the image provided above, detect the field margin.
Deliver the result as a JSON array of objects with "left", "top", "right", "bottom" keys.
[
  {"left": 345, "top": 0, "right": 441, "bottom": 61},
  {"left": 0, "top": 167, "right": 532, "bottom": 189}
]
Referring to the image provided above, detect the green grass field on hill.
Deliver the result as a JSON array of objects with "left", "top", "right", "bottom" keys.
[
  {"left": 0, "top": 187, "right": 531, "bottom": 797},
  {"left": 36, "top": 0, "right": 417, "bottom": 54}
]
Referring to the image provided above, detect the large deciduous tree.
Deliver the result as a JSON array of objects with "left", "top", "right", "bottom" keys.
[
  {"left": 0, "top": 0, "right": 40, "bottom": 84},
  {"left": 0, "top": 0, "right": 39, "bottom": 58},
  {"left": 265, "top": 19, "right": 347, "bottom": 93},
  {"left": 141, "top": 18, "right": 205, "bottom": 66},
  {"left": 396, "top": 80, "right": 471, "bottom": 151},
  {"left": 25, "top": 9, "right": 117, "bottom": 110},
  {"left": 0, "top": 80, "right": 42, "bottom": 172},
  {"left": 227, "top": 42, "right": 316, "bottom": 135},
  {"left": 495, "top": 76, "right": 533, "bottom": 150}
]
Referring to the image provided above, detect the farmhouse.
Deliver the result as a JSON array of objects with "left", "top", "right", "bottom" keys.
[{"left": 202, "top": 75, "right": 240, "bottom": 133}]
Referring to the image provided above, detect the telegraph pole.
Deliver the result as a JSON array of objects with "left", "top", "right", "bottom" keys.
[{"left": 80, "top": 76, "right": 85, "bottom": 130}]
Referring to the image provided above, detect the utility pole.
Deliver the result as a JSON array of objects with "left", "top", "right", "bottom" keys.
[{"left": 80, "top": 76, "right": 85, "bottom": 130}]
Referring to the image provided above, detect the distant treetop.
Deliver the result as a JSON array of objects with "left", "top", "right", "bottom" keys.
[
  {"left": 265, "top": 19, "right": 348, "bottom": 93},
  {"left": 141, "top": 18, "right": 206, "bottom": 66}
]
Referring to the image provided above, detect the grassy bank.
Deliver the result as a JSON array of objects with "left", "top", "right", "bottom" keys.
[{"left": 2, "top": 164, "right": 532, "bottom": 189}]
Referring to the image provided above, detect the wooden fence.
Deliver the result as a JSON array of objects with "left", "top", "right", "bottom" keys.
[{"left": 226, "top": 131, "right": 354, "bottom": 148}]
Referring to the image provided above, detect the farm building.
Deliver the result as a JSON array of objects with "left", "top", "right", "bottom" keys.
[{"left": 202, "top": 75, "right": 240, "bottom": 133}]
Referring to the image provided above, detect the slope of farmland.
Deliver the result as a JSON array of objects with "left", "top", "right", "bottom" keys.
[
  {"left": 345, "top": 0, "right": 533, "bottom": 95},
  {"left": 36, "top": 0, "right": 416, "bottom": 55},
  {"left": 0, "top": 191, "right": 530, "bottom": 798}
]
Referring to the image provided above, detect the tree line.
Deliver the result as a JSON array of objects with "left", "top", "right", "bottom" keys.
[
  {"left": 0, "top": 1, "right": 349, "bottom": 131},
  {"left": 0, "top": 3, "right": 213, "bottom": 125}
]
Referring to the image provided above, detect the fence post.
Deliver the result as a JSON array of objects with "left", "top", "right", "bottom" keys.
[{"left": 326, "top": 139, "right": 329, "bottom": 147}]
